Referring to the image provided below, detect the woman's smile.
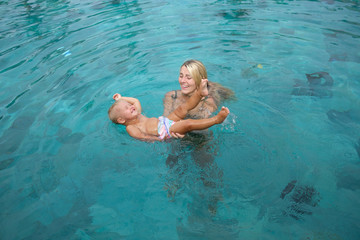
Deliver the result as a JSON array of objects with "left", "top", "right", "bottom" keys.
[{"left": 179, "top": 66, "right": 196, "bottom": 95}]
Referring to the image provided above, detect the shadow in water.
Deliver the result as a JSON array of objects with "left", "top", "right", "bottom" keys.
[
  {"left": 165, "top": 132, "right": 223, "bottom": 213},
  {"left": 291, "top": 72, "right": 334, "bottom": 98},
  {"left": 280, "top": 180, "right": 320, "bottom": 220},
  {"left": 165, "top": 131, "right": 239, "bottom": 238}
]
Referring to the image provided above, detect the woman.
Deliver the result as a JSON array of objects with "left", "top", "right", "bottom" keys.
[
  {"left": 162, "top": 60, "right": 234, "bottom": 214},
  {"left": 163, "top": 59, "right": 234, "bottom": 123}
]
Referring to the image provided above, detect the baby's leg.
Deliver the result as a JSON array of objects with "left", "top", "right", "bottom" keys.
[
  {"left": 167, "top": 79, "right": 209, "bottom": 122},
  {"left": 169, "top": 107, "right": 229, "bottom": 134}
]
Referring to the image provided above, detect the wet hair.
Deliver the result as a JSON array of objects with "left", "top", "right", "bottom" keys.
[
  {"left": 181, "top": 59, "right": 207, "bottom": 87},
  {"left": 181, "top": 59, "right": 235, "bottom": 104},
  {"left": 108, "top": 101, "right": 123, "bottom": 124},
  {"left": 208, "top": 81, "right": 236, "bottom": 106}
]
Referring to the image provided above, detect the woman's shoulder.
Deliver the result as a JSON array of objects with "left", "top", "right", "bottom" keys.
[
  {"left": 163, "top": 90, "right": 179, "bottom": 117},
  {"left": 163, "top": 90, "right": 180, "bottom": 110},
  {"left": 164, "top": 90, "right": 178, "bottom": 100}
]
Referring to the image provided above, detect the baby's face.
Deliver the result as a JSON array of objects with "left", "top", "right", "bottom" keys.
[{"left": 116, "top": 100, "right": 138, "bottom": 121}]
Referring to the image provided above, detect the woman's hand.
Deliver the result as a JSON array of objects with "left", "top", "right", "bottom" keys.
[{"left": 170, "top": 132, "right": 185, "bottom": 139}]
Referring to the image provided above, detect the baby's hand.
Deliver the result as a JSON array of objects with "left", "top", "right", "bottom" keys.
[{"left": 113, "top": 93, "right": 121, "bottom": 100}]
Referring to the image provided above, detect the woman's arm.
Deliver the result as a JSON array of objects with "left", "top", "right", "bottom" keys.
[{"left": 163, "top": 90, "right": 217, "bottom": 118}]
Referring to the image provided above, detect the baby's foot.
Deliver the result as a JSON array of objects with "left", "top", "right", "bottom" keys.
[
  {"left": 215, "top": 106, "right": 230, "bottom": 124},
  {"left": 113, "top": 93, "right": 121, "bottom": 100},
  {"left": 199, "top": 79, "right": 209, "bottom": 97}
]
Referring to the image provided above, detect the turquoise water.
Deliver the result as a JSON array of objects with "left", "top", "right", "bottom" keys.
[{"left": 1, "top": 0, "right": 360, "bottom": 239}]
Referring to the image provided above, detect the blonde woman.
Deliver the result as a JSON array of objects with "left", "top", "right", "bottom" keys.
[
  {"left": 163, "top": 59, "right": 234, "bottom": 137},
  {"left": 162, "top": 60, "right": 234, "bottom": 212}
]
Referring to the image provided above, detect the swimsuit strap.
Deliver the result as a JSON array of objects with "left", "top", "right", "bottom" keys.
[
  {"left": 171, "top": 90, "right": 178, "bottom": 99},
  {"left": 170, "top": 90, "right": 178, "bottom": 113}
]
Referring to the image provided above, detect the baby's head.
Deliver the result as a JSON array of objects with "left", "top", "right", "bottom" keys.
[
  {"left": 108, "top": 98, "right": 137, "bottom": 125},
  {"left": 108, "top": 100, "right": 123, "bottom": 124}
]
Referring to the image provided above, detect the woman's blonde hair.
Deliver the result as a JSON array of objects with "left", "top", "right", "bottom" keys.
[
  {"left": 181, "top": 60, "right": 207, "bottom": 87},
  {"left": 181, "top": 59, "right": 235, "bottom": 105}
]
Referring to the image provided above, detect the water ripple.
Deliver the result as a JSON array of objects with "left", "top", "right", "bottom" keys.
[{"left": 1, "top": 1, "right": 360, "bottom": 239}]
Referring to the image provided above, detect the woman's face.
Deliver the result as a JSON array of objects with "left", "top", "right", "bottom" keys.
[{"left": 178, "top": 66, "right": 196, "bottom": 95}]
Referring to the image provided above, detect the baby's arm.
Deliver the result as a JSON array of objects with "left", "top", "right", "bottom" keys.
[
  {"left": 126, "top": 125, "right": 161, "bottom": 142},
  {"left": 113, "top": 93, "right": 142, "bottom": 113}
]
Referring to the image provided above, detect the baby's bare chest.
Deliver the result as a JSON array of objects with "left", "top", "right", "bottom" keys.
[{"left": 138, "top": 117, "right": 159, "bottom": 135}]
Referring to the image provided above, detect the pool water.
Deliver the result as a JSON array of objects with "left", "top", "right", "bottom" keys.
[{"left": 1, "top": 0, "right": 360, "bottom": 239}]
